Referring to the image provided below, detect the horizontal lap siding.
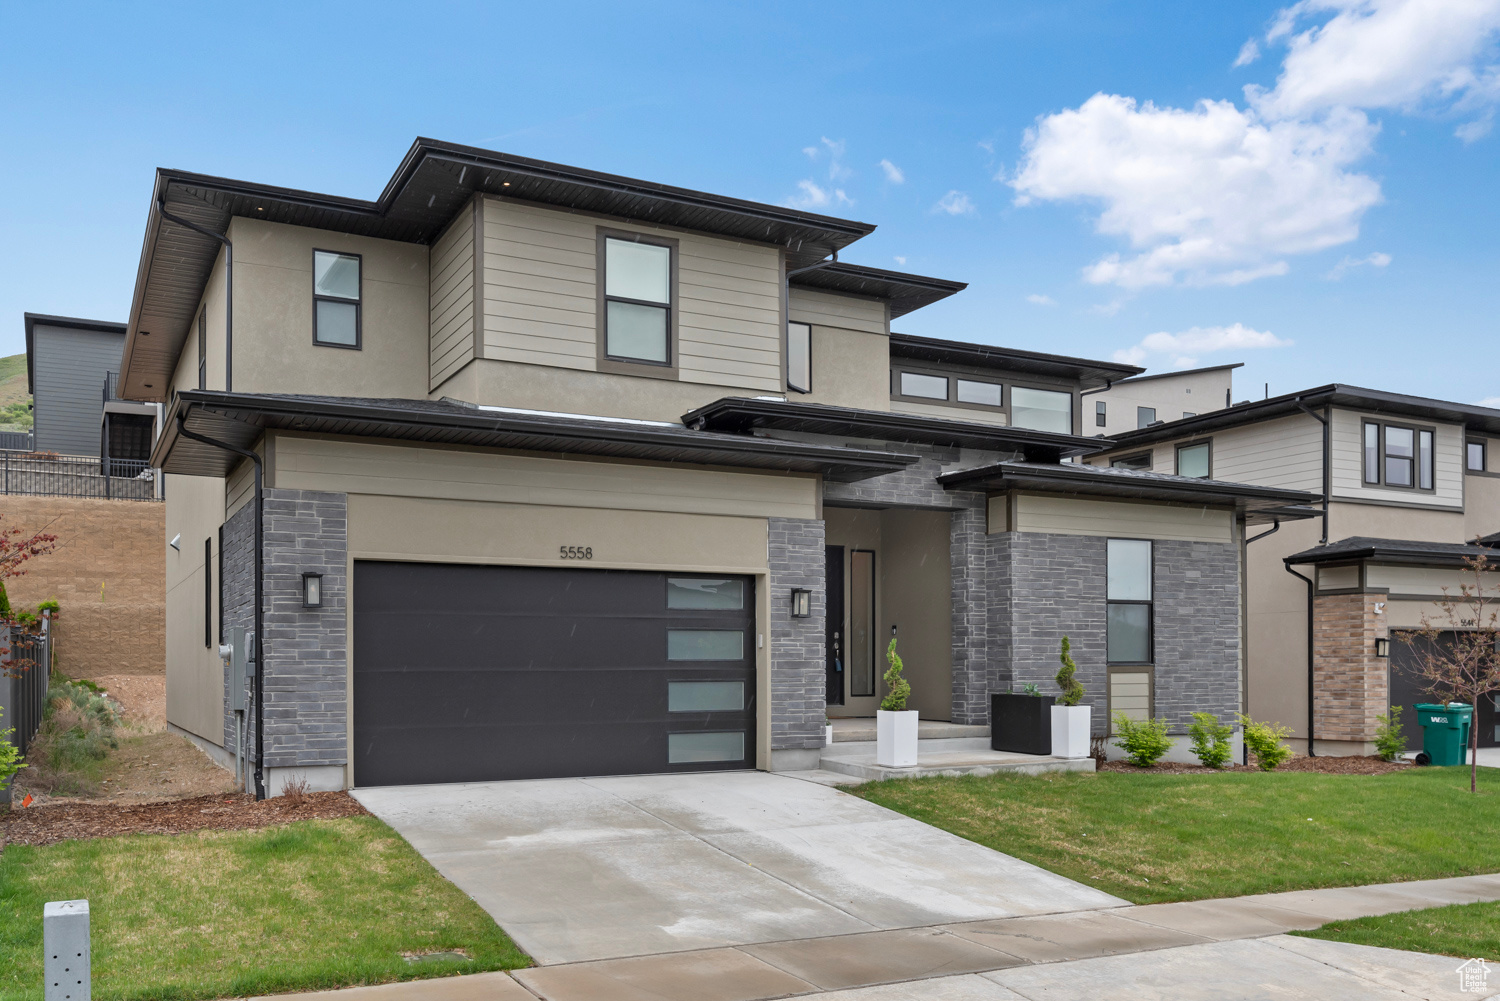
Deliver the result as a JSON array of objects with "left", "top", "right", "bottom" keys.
[
  {"left": 1013, "top": 494, "right": 1235, "bottom": 543},
  {"left": 481, "top": 198, "right": 782, "bottom": 389},
  {"left": 1148, "top": 414, "right": 1324, "bottom": 491},
  {"left": 1329, "top": 408, "right": 1463, "bottom": 509},
  {"left": 429, "top": 206, "right": 475, "bottom": 389}
]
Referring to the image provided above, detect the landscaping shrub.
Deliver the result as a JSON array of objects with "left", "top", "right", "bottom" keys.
[
  {"left": 880, "top": 637, "right": 910, "bottom": 711},
  {"left": 24, "top": 679, "right": 122, "bottom": 793},
  {"left": 1112, "top": 713, "right": 1172, "bottom": 767},
  {"left": 1187, "top": 711, "right": 1234, "bottom": 768},
  {"left": 1374, "top": 706, "right": 1406, "bottom": 762},
  {"left": 1238, "top": 713, "right": 1294, "bottom": 770},
  {"left": 0, "top": 706, "right": 24, "bottom": 792},
  {"left": 1055, "top": 635, "right": 1084, "bottom": 706}
]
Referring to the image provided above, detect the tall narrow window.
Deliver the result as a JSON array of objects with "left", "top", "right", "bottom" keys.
[
  {"left": 849, "top": 550, "right": 875, "bottom": 697},
  {"left": 1176, "top": 441, "right": 1211, "bottom": 478},
  {"left": 204, "top": 537, "right": 213, "bottom": 649},
  {"left": 1011, "top": 386, "right": 1073, "bottom": 433},
  {"left": 1418, "top": 430, "right": 1434, "bottom": 490},
  {"left": 217, "top": 525, "right": 225, "bottom": 644},
  {"left": 197, "top": 310, "right": 207, "bottom": 390},
  {"left": 603, "top": 235, "right": 672, "bottom": 364},
  {"left": 1469, "top": 440, "right": 1488, "bottom": 473},
  {"left": 1384, "top": 426, "right": 1414, "bottom": 487},
  {"left": 313, "top": 250, "right": 361, "bottom": 348},
  {"left": 1363, "top": 423, "right": 1380, "bottom": 484},
  {"left": 1136, "top": 406, "right": 1157, "bottom": 429},
  {"left": 1107, "top": 539, "right": 1153, "bottom": 664},
  {"left": 787, "top": 322, "right": 811, "bottom": 393},
  {"left": 1095, "top": 400, "right": 1107, "bottom": 427}
]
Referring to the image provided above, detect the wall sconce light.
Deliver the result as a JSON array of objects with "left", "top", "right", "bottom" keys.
[
  {"left": 891, "top": 623, "right": 898, "bottom": 637},
  {"left": 790, "top": 588, "right": 811, "bottom": 618},
  {"left": 302, "top": 571, "right": 324, "bottom": 609},
  {"left": 1374, "top": 637, "right": 1390, "bottom": 658}
]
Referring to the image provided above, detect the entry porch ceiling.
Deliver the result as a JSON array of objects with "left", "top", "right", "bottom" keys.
[
  {"left": 122, "top": 138, "right": 881, "bottom": 402},
  {"left": 154, "top": 391, "right": 921, "bottom": 484},
  {"left": 938, "top": 460, "right": 1323, "bottom": 524}
]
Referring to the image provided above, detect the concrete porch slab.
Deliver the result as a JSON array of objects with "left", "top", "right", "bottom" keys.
[
  {"left": 818, "top": 743, "right": 1094, "bottom": 782},
  {"left": 741, "top": 926, "right": 1025, "bottom": 991},
  {"left": 828, "top": 718, "right": 990, "bottom": 742}
]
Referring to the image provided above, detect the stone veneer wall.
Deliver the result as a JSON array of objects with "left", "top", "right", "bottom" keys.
[
  {"left": 221, "top": 488, "right": 348, "bottom": 772},
  {"left": 1311, "top": 591, "right": 1387, "bottom": 741},
  {"left": 767, "top": 516, "right": 826, "bottom": 756}
]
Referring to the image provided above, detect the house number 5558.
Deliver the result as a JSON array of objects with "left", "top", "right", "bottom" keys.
[{"left": 559, "top": 546, "right": 593, "bottom": 560}]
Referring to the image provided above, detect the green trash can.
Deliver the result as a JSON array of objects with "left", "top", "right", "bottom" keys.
[{"left": 1413, "top": 703, "right": 1473, "bottom": 766}]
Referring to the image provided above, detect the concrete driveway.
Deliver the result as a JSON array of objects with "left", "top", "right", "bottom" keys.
[{"left": 353, "top": 771, "right": 1125, "bottom": 965}]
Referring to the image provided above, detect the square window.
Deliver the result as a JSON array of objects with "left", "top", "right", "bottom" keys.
[
  {"left": 900, "top": 372, "right": 949, "bottom": 400},
  {"left": 1107, "top": 604, "right": 1151, "bottom": 664},
  {"left": 956, "top": 379, "right": 1002, "bottom": 407},
  {"left": 605, "top": 239, "right": 670, "bottom": 303},
  {"left": 1107, "top": 539, "right": 1152, "bottom": 601},
  {"left": 1011, "top": 386, "right": 1073, "bottom": 433},
  {"left": 314, "top": 300, "right": 358, "bottom": 346},
  {"left": 1136, "top": 406, "right": 1157, "bottom": 429},
  {"left": 1176, "top": 442, "right": 1210, "bottom": 478},
  {"left": 314, "top": 251, "right": 360, "bottom": 300},
  {"left": 606, "top": 301, "right": 668, "bottom": 362}
]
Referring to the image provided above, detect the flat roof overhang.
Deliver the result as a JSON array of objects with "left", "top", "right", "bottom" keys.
[
  {"left": 937, "top": 460, "right": 1323, "bottom": 523},
  {"left": 155, "top": 391, "right": 921, "bottom": 483},
  {"left": 789, "top": 263, "right": 967, "bottom": 319},
  {"left": 682, "top": 397, "right": 1111, "bottom": 462},
  {"left": 888, "top": 333, "right": 1143, "bottom": 388},
  {"left": 1285, "top": 536, "right": 1500, "bottom": 568},
  {"left": 123, "top": 138, "right": 883, "bottom": 402}
]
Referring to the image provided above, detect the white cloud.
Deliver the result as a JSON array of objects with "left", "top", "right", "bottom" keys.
[
  {"left": 933, "top": 190, "right": 977, "bottom": 216},
  {"left": 1114, "top": 322, "right": 1293, "bottom": 368},
  {"left": 1026, "top": 294, "right": 1057, "bottom": 306},
  {"left": 802, "top": 146, "right": 820, "bottom": 160},
  {"left": 784, "top": 180, "right": 853, "bottom": 210},
  {"left": 1235, "top": 39, "right": 1263, "bottom": 67},
  {"left": 1476, "top": 396, "right": 1500, "bottom": 408},
  {"left": 1012, "top": 94, "right": 1381, "bottom": 287},
  {"left": 1457, "top": 113, "right": 1495, "bottom": 141},
  {"left": 894, "top": 255, "right": 907, "bottom": 266},
  {"left": 1248, "top": 0, "right": 1500, "bottom": 122},
  {"left": 878, "top": 159, "right": 905, "bottom": 183},
  {"left": 1325, "top": 250, "right": 1392, "bottom": 278}
]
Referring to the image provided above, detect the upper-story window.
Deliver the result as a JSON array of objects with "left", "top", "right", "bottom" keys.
[
  {"left": 1095, "top": 400, "right": 1107, "bottom": 427},
  {"left": 196, "top": 310, "right": 207, "bottom": 390},
  {"left": 899, "top": 371, "right": 949, "bottom": 399},
  {"left": 1112, "top": 451, "right": 1152, "bottom": 470},
  {"left": 602, "top": 234, "right": 674, "bottom": 366},
  {"left": 1468, "top": 439, "right": 1487, "bottom": 473},
  {"left": 1363, "top": 420, "right": 1433, "bottom": 491},
  {"left": 787, "top": 322, "right": 811, "bottom": 393},
  {"left": 313, "top": 250, "right": 361, "bottom": 349},
  {"left": 955, "top": 378, "right": 1001, "bottom": 407},
  {"left": 1176, "top": 440, "right": 1211, "bottom": 478},
  {"left": 1136, "top": 406, "right": 1157, "bottom": 429},
  {"left": 1011, "top": 386, "right": 1072, "bottom": 434}
]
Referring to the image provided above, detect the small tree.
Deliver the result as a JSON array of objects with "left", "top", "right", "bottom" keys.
[
  {"left": 880, "top": 637, "right": 911, "bottom": 711},
  {"left": 1187, "top": 712, "right": 1233, "bottom": 768},
  {"left": 1055, "top": 635, "right": 1084, "bottom": 706},
  {"left": 1373, "top": 706, "right": 1406, "bottom": 762},
  {"left": 1400, "top": 550, "right": 1500, "bottom": 793}
]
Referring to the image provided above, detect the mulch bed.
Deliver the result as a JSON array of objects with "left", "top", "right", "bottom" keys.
[
  {"left": 1097, "top": 754, "right": 1410, "bottom": 775},
  {"left": 0, "top": 791, "right": 369, "bottom": 848}
]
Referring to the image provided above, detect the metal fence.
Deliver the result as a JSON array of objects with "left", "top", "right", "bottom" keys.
[
  {"left": 0, "top": 431, "right": 33, "bottom": 451},
  {"left": 0, "top": 450, "right": 160, "bottom": 501},
  {"left": 1, "top": 621, "right": 51, "bottom": 799}
]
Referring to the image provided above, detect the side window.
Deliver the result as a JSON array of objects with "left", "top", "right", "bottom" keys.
[
  {"left": 1136, "top": 406, "right": 1157, "bottom": 429},
  {"left": 955, "top": 379, "right": 1002, "bottom": 408},
  {"left": 1111, "top": 451, "right": 1152, "bottom": 470},
  {"left": 1469, "top": 440, "right": 1488, "bottom": 473},
  {"left": 1363, "top": 420, "right": 1434, "bottom": 491},
  {"left": 313, "top": 250, "right": 361, "bottom": 348},
  {"left": 898, "top": 371, "right": 948, "bottom": 400},
  {"left": 1011, "top": 386, "right": 1073, "bottom": 433},
  {"left": 197, "top": 310, "right": 207, "bottom": 390},
  {"left": 1107, "top": 539, "right": 1153, "bottom": 665},
  {"left": 602, "top": 234, "right": 674, "bottom": 366},
  {"left": 1095, "top": 400, "right": 1107, "bottom": 427},
  {"left": 787, "top": 322, "right": 811, "bottom": 394},
  {"left": 1176, "top": 441, "right": 1211, "bottom": 479}
]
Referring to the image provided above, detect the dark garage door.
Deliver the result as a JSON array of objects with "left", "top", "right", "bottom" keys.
[
  {"left": 1390, "top": 630, "right": 1498, "bottom": 750},
  {"left": 352, "top": 561, "right": 756, "bottom": 786}
]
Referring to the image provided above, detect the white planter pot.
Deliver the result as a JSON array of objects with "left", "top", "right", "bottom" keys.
[
  {"left": 876, "top": 709, "right": 919, "bottom": 768},
  {"left": 826, "top": 724, "right": 835, "bottom": 747},
  {"left": 1051, "top": 704, "right": 1091, "bottom": 759}
]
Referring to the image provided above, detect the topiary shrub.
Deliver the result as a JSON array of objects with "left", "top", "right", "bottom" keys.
[
  {"left": 1112, "top": 713, "right": 1172, "bottom": 767},
  {"left": 1237, "top": 713, "right": 1294, "bottom": 770},
  {"left": 1374, "top": 706, "right": 1406, "bottom": 762},
  {"left": 1187, "top": 712, "right": 1234, "bottom": 768},
  {"left": 1055, "top": 635, "right": 1084, "bottom": 706},
  {"left": 880, "top": 637, "right": 911, "bottom": 711}
]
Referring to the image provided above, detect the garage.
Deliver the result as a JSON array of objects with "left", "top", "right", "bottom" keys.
[
  {"left": 1390, "top": 630, "right": 1498, "bottom": 750},
  {"left": 352, "top": 561, "right": 757, "bottom": 786}
]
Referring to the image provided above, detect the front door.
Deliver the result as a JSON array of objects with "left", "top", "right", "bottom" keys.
[{"left": 825, "top": 545, "right": 844, "bottom": 706}]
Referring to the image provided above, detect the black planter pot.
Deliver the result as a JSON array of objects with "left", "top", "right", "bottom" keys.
[{"left": 991, "top": 692, "right": 1052, "bottom": 754}]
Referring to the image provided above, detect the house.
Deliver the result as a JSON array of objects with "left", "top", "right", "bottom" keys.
[
  {"left": 118, "top": 139, "right": 1318, "bottom": 795},
  {"left": 1088, "top": 385, "right": 1500, "bottom": 755},
  {"left": 23, "top": 312, "right": 160, "bottom": 466},
  {"left": 1084, "top": 364, "right": 1242, "bottom": 437}
]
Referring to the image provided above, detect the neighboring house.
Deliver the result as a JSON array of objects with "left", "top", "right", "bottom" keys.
[
  {"left": 23, "top": 312, "right": 160, "bottom": 466},
  {"left": 119, "top": 139, "right": 1317, "bottom": 795},
  {"left": 1084, "top": 364, "right": 1241, "bottom": 437},
  {"left": 1089, "top": 386, "right": 1500, "bottom": 755}
]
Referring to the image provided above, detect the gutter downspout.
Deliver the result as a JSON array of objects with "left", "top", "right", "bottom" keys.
[
  {"left": 157, "top": 199, "right": 233, "bottom": 392},
  {"left": 1293, "top": 398, "right": 1329, "bottom": 545},
  {"left": 1242, "top": 517, "right": 1280, "bottom": 763},
  {"left": 1285, "top": 562, "right": 1317, "bottom": 757},
  {"left": 175, "top": 404, "right": 265, "bottom": 798}
]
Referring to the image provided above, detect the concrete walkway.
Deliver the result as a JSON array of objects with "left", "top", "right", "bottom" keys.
[{"left": 352, "top": 772, "right": 1125, "bottom": 965}]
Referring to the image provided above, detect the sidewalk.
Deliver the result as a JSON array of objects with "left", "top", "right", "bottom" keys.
[{"left": 249, "top": 872, "right": 1500, "bottom": 1000}]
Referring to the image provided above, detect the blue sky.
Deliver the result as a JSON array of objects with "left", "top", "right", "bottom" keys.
[{"left": 2, "top": 1, "right": 1496, "bottom": 404}]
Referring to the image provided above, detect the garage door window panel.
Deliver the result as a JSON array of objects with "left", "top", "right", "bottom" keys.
[
  {"left": 667, "top": 577, "right": 744, "bottom": 609},
  {"left": 667, "top": 629, "right": 744, "bottom": 661},
  {"left": 668, "top": 681, "right": 745, "bottom": 712},
  {"left": 668, "top": 731, "right": 746, "bottom": 763}
]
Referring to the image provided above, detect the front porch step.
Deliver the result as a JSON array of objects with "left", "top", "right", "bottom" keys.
[
  {"left": 827, "top": 718, "right": 990, "bottom": 742},
  {"left": 818, "top": 741, "right": 1095, "bottom": 782}
]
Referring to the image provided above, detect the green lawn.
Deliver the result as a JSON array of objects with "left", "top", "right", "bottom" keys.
[
  {"left": 854, "top": 766, "right": 1500, "bottom": 904},
  {"left": 0, "top": 817, "right": 529, "bottom": 1001},
  {"left": 1296, "top": 900, "right": 1500, "bottom": 959}
]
